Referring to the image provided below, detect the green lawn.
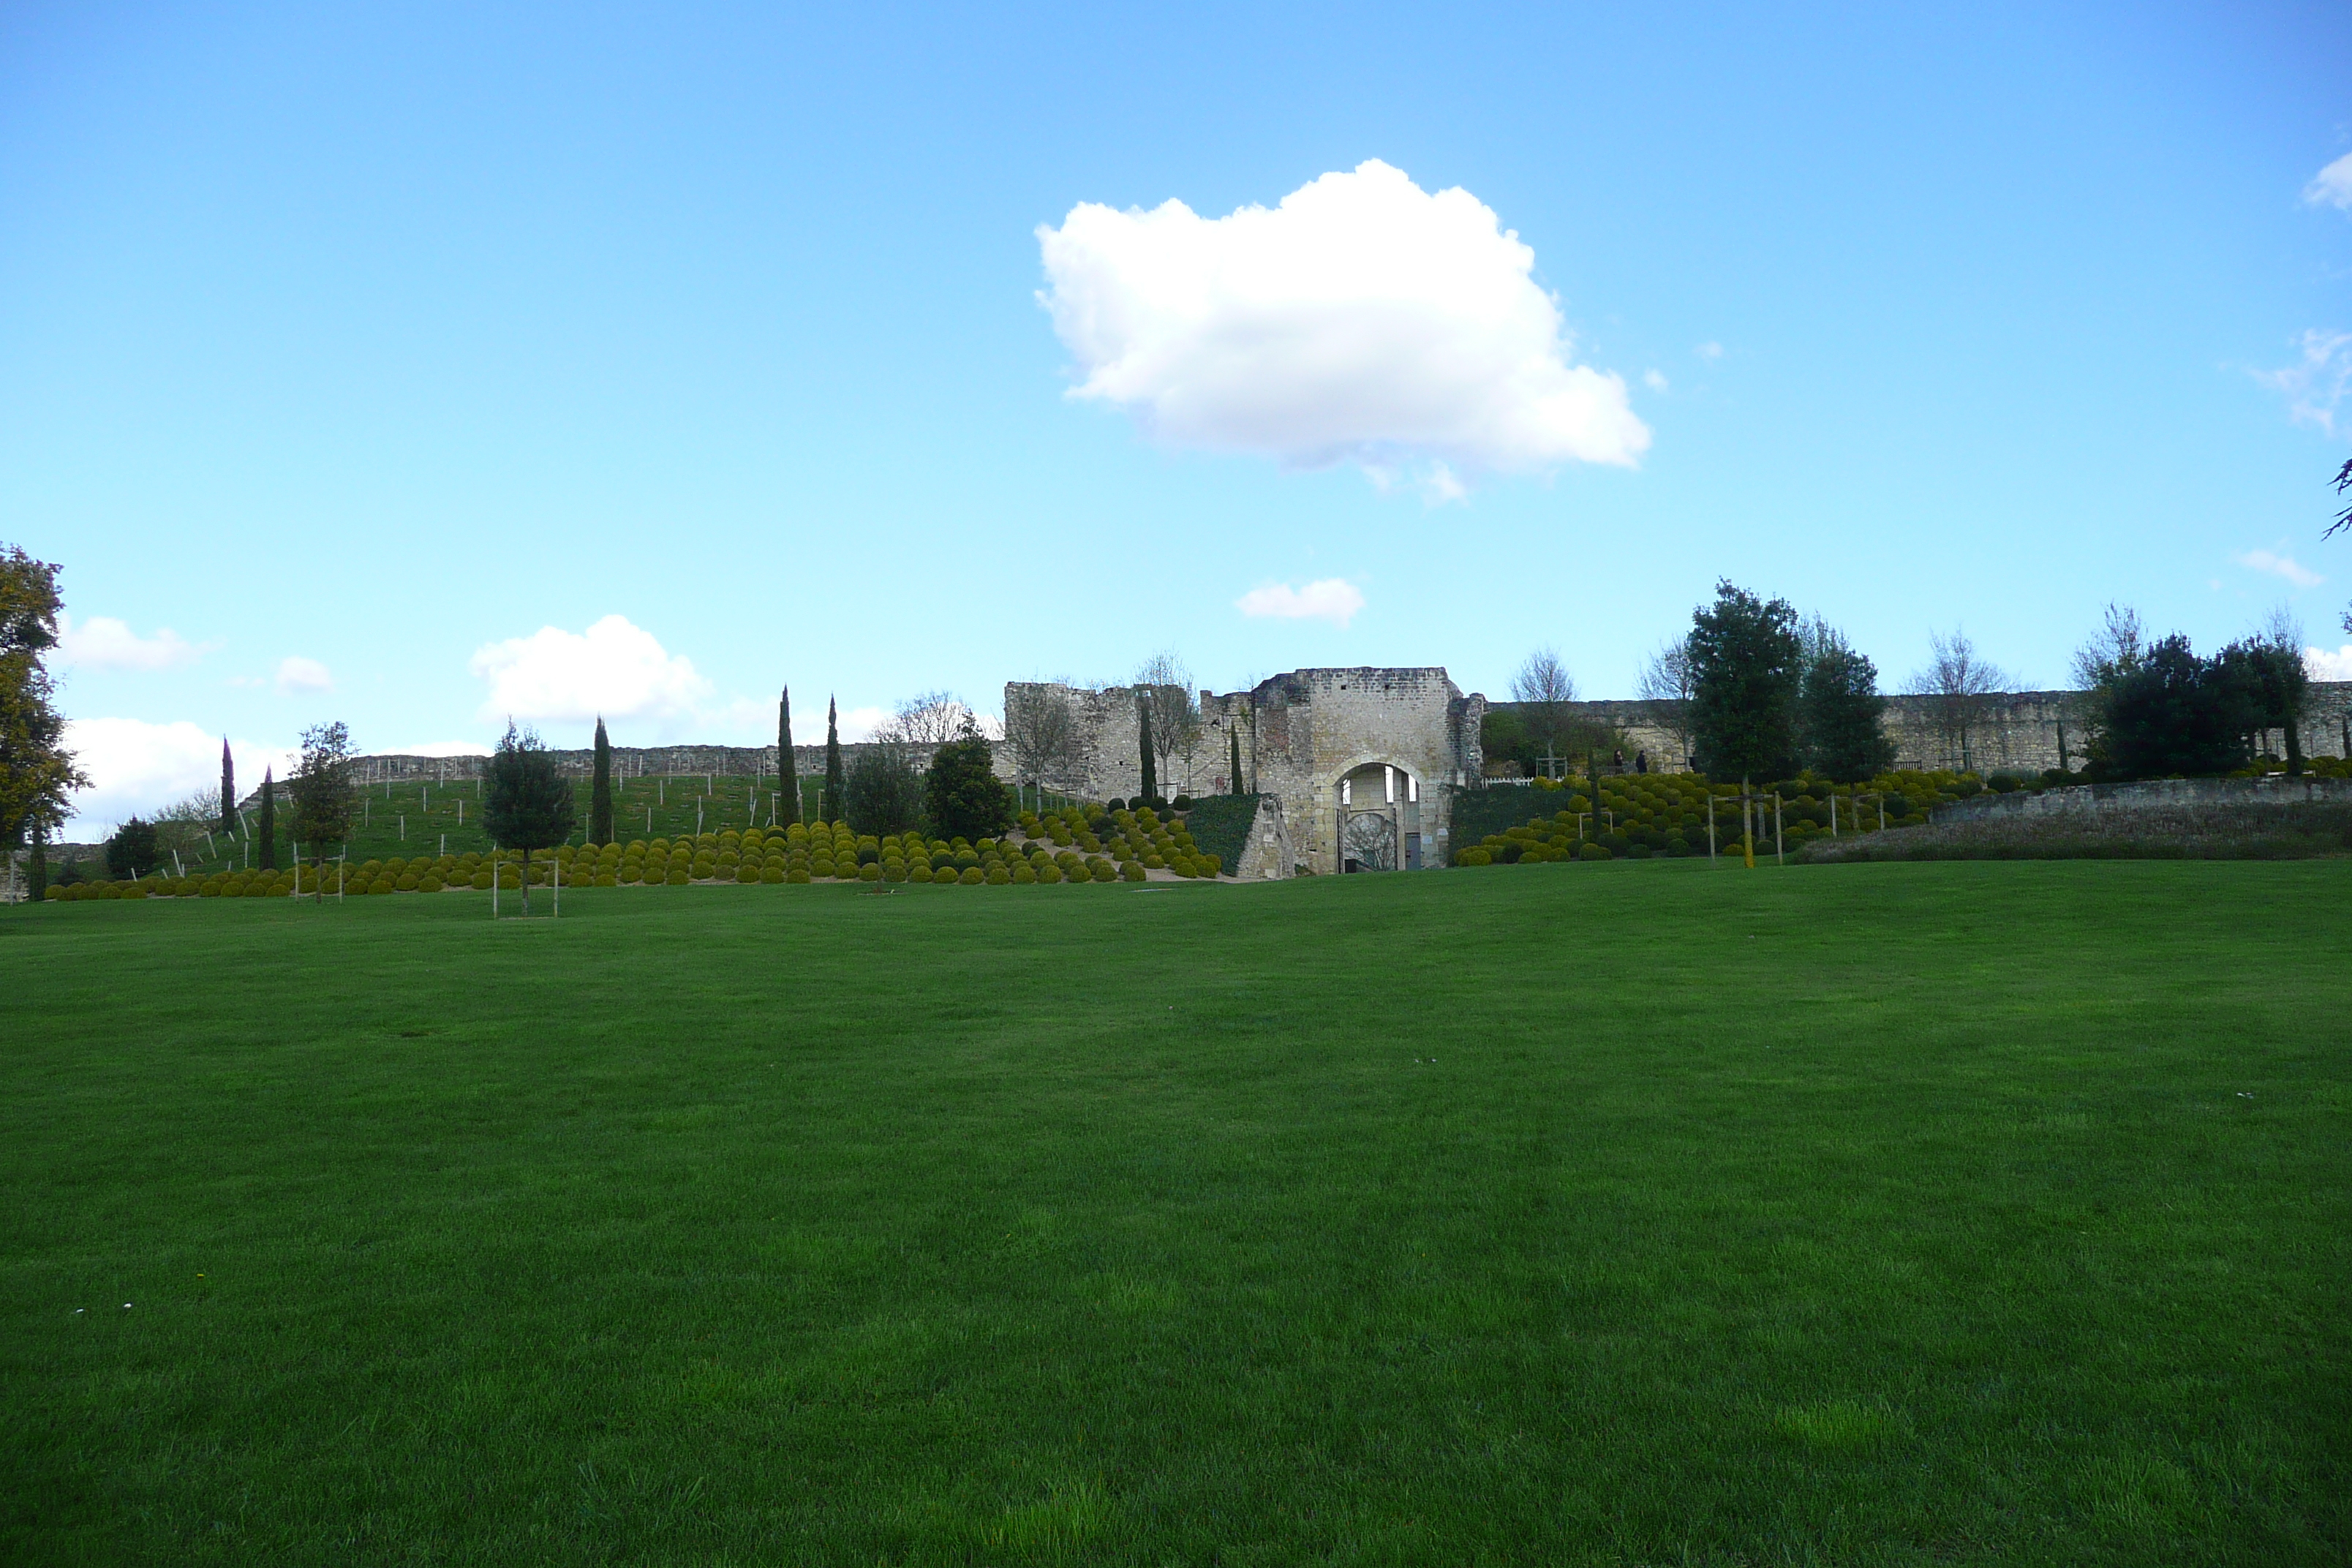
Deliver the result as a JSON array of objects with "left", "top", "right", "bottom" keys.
[{"left": 3, "top": 863, "right": 2345, "bottom": 1564}]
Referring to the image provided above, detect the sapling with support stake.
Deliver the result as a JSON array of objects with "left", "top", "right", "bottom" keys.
[{"left": 482, "top": 721, "right": 576, "bottom": 918}]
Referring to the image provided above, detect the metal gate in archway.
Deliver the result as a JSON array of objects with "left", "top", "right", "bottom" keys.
[{"left": 1341, "top": 808, "right": 1398, "bottom": 872}]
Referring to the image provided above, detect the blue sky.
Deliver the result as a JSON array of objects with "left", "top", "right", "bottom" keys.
[{"left": 7, "top": 1, "right": 2350, "bottom": 825}]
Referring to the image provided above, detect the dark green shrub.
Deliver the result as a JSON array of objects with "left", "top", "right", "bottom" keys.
[{"left": 1580, "top": 843, "right": 1610, "bottom": 860}]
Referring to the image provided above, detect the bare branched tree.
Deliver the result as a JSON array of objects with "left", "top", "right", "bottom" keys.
[
  {"left": 1510, "top": 647, "right": 1577, "bottom": 764},
  {"left": 2070, "top": 603, "right": 2145, "bottom": 692},
  {"left": 1135, "top": 653, "right": 1201, "bottom": 791},
  {"left": 1003, "top": 684, "right": 1085, "bottom": 786},
  {"left": 1909, "top": 627, "right": 2013, "bottom": 773},
  {"left": 887, "top": 690, "right": 973, "bottom": 745},
  {"left": 1634, "top": 637, "right": 1697, "bottom": 766}
]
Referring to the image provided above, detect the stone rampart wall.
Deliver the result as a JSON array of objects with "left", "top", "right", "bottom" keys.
[
  {"left": 1933, "top": 774, "right": 2352, "bottom": 821},
  {"left": 1529, "top": 681, "right": 2352, "bottom": 776}
]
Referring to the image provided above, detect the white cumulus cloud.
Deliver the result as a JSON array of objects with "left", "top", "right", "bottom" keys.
[
  {"left": 60, "top": 718, "right": 295, "bottom": 831},
  {"left": 2305, "top": 645, "right": 2352, "bottom": 681},
  {"left": 1236, "top": 578, "right": 1367, "bottom": 627},
  {"left": 2234, "top": 549, "right": 2324, "bottom": 589},
  {"left": 2305, "top": 152, "right": 2352, "bottom": 211},
  {"left": 55, "top": 615, "right": 207, "bottom": 672},
  {"left": 2253, "top": 328, "right": 2352, "bottom": 437},
  {"left": 274, "top": 656, "right": 333, "bottom": 695},
  {"left": 468, "top": 615, "right": 712, "bottom": 728},
  {"left": 1036, "top": 159, "right": 1649, "bottom": 486}
]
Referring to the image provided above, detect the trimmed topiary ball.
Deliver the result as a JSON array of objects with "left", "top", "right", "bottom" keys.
[{"left": 959, "top": 866, "right": 985, "bottom": 885}]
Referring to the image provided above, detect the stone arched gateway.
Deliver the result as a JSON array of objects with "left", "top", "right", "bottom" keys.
[
  {"left": 999, "top": 666, "right": 1488, "bottom": 877},
  {"left": 1335, "top": 759, "right": 1423, "bottom": 872}
]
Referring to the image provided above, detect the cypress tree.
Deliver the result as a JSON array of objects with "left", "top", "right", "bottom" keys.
[
  {"left": 589, "top": 717, "right": 615, "bottom": 845},
  {"left": 777, "top": 687, "right": 799, "bottom": 826},
  {"left": 219, "top": 738, "right": 236, "bottom": 837},
  {"left": 257, "top": 769, "right": 278, "bottom": 870},
  {"left": 1229, "top": 728, "right": 1244, "bottom": 794},
  {"left": 1137, "top": 694, "right": 1156, "bottom": 803},
  {"left": 822, "top": 696, "right": 845, "bottom": 826},
  {"left": 28, "top": 826, "right": 46, "bottom": 902}
]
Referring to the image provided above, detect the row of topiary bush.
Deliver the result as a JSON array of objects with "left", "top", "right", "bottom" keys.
[
  {"left": 1452, "top": 768, "right": 1993, "bottom": 865},
  {"left": 42, "top": 802, "right": 1236, "bottom": 904},
  {"left": 1022, "top": 803, "right": 1224, "bottom": 878}
]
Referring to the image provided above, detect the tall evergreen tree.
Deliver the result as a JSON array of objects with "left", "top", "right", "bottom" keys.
[
  {"left": 1229, "top": 728, "right": 1244, "bottom": 794},
  {"left": 822, "top": 697, "right": 845, "bottom": 826},
  {"left": 483, "top": 721, "right": 577, "bottom": 916},
  {"left": 27, "top": 825, "right": 45, "bottom": 902},
  {"left": 924, "top": 732, "right": 1014, "bottom": 843},
  {"left": 1797, "top": 630, "right": 1895, "bottom": 783},
  {"left": 1687, "top": 581, "right": 1803, "bottom": 790},
  {"left": 219, "top": 737, "right": 236, "bottom": 837},
  {"left": 589, "top": 717, "right": 615, "bottom": 845},
  {"left": 777, "top": 687, "right": 799, "bottom": 826},
  {"left": 257, "top": 768, "right": 278, "bottom": 870},
  {"left": 1137, "top": 694, "right": 1157, "bottom": 803}
]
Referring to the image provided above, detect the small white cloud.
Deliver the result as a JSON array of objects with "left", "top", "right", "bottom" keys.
[
  {"left": 468, "top": 615, "right": 712, "bottom": 728},
  {"left": 2234, "top": 549, "right": 2324, "bottom": 589},
  {"left": 2305, "top": 644, "right": 2352, "bottom": 680},
  {"left": 274, "top": 656, "right": 333, "bottom": 696},
  {"left": 60, "top": 718, "right": 296, "bottom": 829},
  {"left": 55, "top": 615, "right": 206, "bottom": 672},
  {"left": 2305, "top": 152, "right": 2352, "bottom": 211},
  {"left": 1236, "top": 578, "right": 1366, "bottom": 627},
  {"left": 2253, "top": 328, "right": 2352, "bottom": 437},
  {"left": 1036, "top": 159, "right": 1649, "bottom": 486},
  {"left": 1643, "top": 369, "right": 1669, "bottom": 393},
  {"left": 1695, "top": 342, "right": 1724, "bottom": 362}
]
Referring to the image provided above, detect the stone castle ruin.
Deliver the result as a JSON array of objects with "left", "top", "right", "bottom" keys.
[
  {"left": 333, "top": 667, "right": 2352, "bottom": 881},
  {"left": 1006, "top": 670, "right": 1487, "bottom": 878}
]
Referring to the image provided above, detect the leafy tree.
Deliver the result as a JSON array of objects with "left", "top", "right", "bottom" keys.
[
  {"left": 1229, "top": 728, "right": 1244, "bottom": 794},
  {"left": 0, "top": 543, "right": 86, "bottom": 862},
  {"left": 924, "top": 731, "right": 1012, "bottom": 843},
  {"left": 777, "top": 687, "right": 799, "bottom": 826},
  {"left": 483, "top": 721, "right": 577, "bottom": 916},
  {"left": 1796, "top": 621, "right": 1894, "bottom": 783},
  {"left": 1137, "top": 694, "right": 1157, "bottom": 803},
  {"left": 1687, "top": 581, "right": 1803, "bottom": 788},
  {"left": 287, "top": 722, "right": 355, "bottom": 898},
  {"left": 845, "top": 737, "right": 924, "bottom": 836},
  {"left": 589, "top": 717, "right": 614, "bottom": 845},
  {"left": 106, "top": 817, "right": 161, "bottom": 878},
  {"left": 822, "top": 697, "right": 845, "bottom": 824},
  {"left": 2090, "top": 635, "right": 2250, "bottom": 779},
  {"left": 2218, "top": 630, "right": 2309, "bottom": 772},
  {"left": 1480, "top": 707, "right": 1534, "bottom": 777},
  {"left": 257, "top": 768, "right": 278, "bottom": 870},
  {"left": 219, "top": 738, "right": 235, "bottom": 837}
]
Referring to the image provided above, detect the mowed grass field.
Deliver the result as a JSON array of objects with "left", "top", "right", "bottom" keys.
[{"left": 2, "top": 863, "right": 2345, "bottom": 1565}]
